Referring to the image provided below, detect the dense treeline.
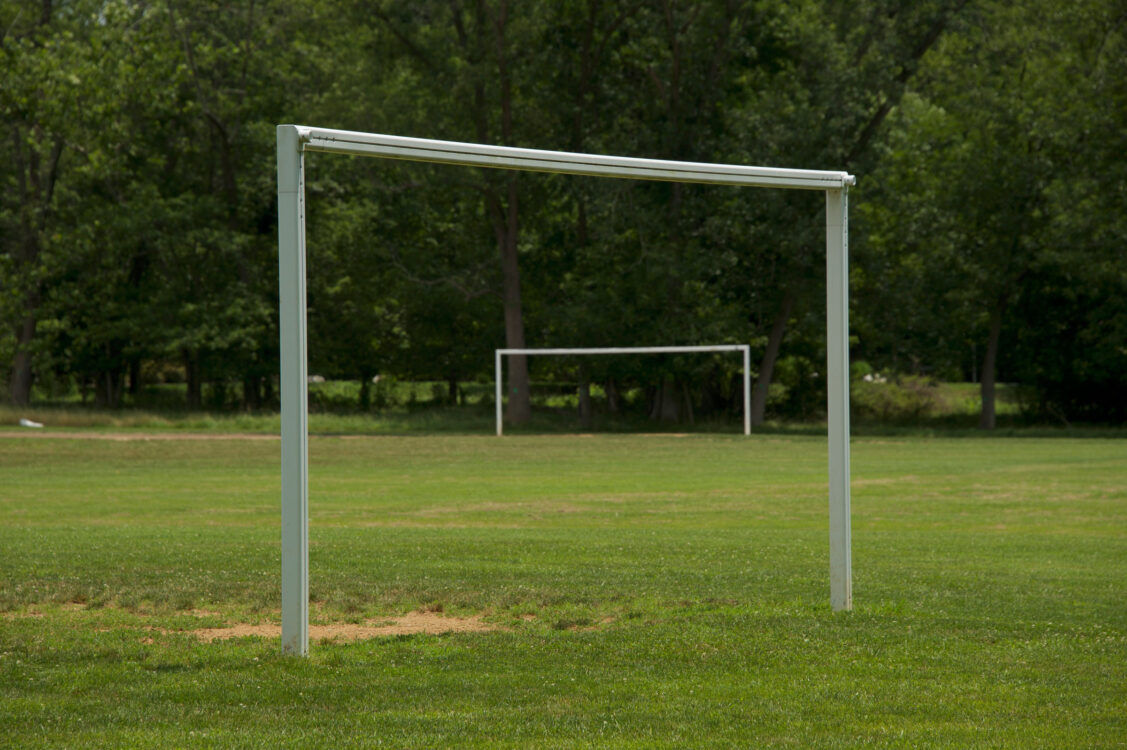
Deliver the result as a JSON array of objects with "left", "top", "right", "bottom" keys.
[{"left": 2, "top": 0, "right": 1124, "bottom": 426}]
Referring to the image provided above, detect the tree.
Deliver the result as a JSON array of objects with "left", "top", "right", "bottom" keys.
[
  {"left": 718, "top": 0, "right": 971, "bottom": 425},
  {"left": 1004, "top": 0, "right": 1127, "bottom": 422},
  {"left": 344, "top": 1, "right": 560, "bottom": 424},
  {"left": 859, "top": 0, "right": 1123, "bottom": 427},
  {"left": 157, "top": 0, "right": 306, "bottom": 409},
  {"left": 0, "top": 0, "right": 96, "bottom": 405}
]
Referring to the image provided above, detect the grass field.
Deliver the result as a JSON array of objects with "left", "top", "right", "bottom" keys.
[{"left": 1, "top": 432, "right": 1124, "bottom": 747}]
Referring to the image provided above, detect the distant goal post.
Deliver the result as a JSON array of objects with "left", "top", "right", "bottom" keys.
[{"left": 495, "top": 345, "right": 752, "bottom": 436}]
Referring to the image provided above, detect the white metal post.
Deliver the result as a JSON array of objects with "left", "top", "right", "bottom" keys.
[
  {"left": 495, "top": 350, "right": 503, "bottom": 437},
  {"left": 277, "top": 125, "right": 855, "bottom": 654},
  {"left": 742, "top": 347, "right": 751, "bottom": 436},
  {"left": 826, "top": 188, "right": 852, "bottom": 611},
  {"left": 300, "top": 127, "right": 854, "bottom": 190},
  {"left": 277, "top": 125, "right": 310, "bottom": 654}
]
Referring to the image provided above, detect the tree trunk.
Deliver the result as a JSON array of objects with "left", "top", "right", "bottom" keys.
[
  {"left": 451, "top": 0, "right": 531, "bottom": 425},
  {"left": 978, "top": 304, "right": 1004, "bottom": 430},
  {"left": 8, "top": 119, "right": 63, "bottom": 408},
  {"left": 94, "top": 367, "right": 123, "bottom": 409},
  {"left": 129, "top": 359, "right": 142, "bottom": 397},
  {"left": 577, "top": 364, "right": 593, "bottom": 430},
  {"left": 95, "top": 341, "right": 125, "bottom": 409},
  {"left": 605, "top": 377, "right": 621, "bottom": 414},
  {"left": 447, "top": 373, "right": 459, "bottom": 406},
  {"left": 491, "top": 2, "right": 531, "bottom": 427},
  {"left": 183, "top": 349, "right": 202, "bottom": 410},
  {"left": 496, "top": 176, "right": 531, "bottom": 425},
  {"left": 680, "top": 380, "right": 694, "bottom": 425},
  {"left": 650, "top": 377, "right": 681, "bottom": 422},
  {"left": 750, "top": 285, "right": 797, "bottom": 426},
  {"left": 243, "top": 374, "right": 262, "bottom": 411},
  {"left": 9, "top": 312, "right": 36, "bottom": 407}
]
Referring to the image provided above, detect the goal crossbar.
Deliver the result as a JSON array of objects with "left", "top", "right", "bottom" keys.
[
  {"left": 299, "top": 126, "right": 855, "bottom": 191},
  {"left": 494, "top": 345, "right": 752, "bottom": 436},
  {"left": 278, "top": 124, "right": 853, "bottom": 656}
]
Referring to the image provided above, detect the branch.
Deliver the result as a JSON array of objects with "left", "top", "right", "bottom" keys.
[
  {"left": 844, "top": 0, "right": 970, "bottom": 166},
  {"left": 165, "top": 1, "right": 231, "bottom": 141},
  {"left": 388, "top": 245, "right": 496, "bottom": 302},
  {"left": 42, "top": 136, "right": 64, "bottom": 208},
  {"left": 373, "top": 8, "right": 438, "bottom": 72},
  {"left": 237, "top": 0, "right": 255, "bottom": 111},
  {"left": 2, "top": 7, "right": 24, "bottom": 44}
]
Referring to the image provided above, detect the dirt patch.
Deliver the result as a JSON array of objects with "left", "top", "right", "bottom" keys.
[
  {"left": 172, "top": 611, "right": 500, "bottom": 643},
  {"left": 185, "top": 608, "right": 224, "bottom": 618},
  {"left": 7, "top": 606, "right": 632, "bottom": 642}
]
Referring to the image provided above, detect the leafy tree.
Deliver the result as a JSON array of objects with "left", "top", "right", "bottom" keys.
[
  {"left": 2, "top": 0, "right": 1122, "bottom": 429},
  {"left": 860, "top": 0, "right": 1125, "bottom": 426},
  {"left": 0, "top": 0, "right": 102, "bottom": 405},
  {"left": 155, "top": 0, "right": 308, "bottom": 409},
  {"left": 1005, "top": 0, "right": 1127, "bottom": 421},
  {"left": 729, "top": 0, "right": 970, "bottom": 425},
  {"left": 335, "top": 1, "right": 563, "bottom": 425}
]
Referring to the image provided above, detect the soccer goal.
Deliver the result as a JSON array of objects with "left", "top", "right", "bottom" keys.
[
  {"left": 495, "top": 345, "right": 752, "bottom": 436},
  {"left": 277, "top": 125, "right": 854, "bottom": 655}
]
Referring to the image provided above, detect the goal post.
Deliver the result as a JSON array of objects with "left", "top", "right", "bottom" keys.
[
  {"left": 494, "top": 345, "right": 752, "bottom": 436},
  {"left": 277, "top": 124, "right": 854, "bottom": 655}
]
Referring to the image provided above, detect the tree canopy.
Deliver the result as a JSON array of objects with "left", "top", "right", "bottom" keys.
[{"left": 2, "top": 0, "right": 1124, "bottom": 425}]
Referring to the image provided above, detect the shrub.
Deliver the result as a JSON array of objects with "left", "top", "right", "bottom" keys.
[{"left": 852, "top": 374, "right": 946, "bottom": 423}]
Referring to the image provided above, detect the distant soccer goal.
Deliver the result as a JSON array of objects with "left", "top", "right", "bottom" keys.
[{"left": 495, "top": 345, "right": 752, "bottom": 436}]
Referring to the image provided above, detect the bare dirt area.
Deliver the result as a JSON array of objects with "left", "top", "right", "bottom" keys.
[
  {"left": 6, "top": 606, "right": 504, "bottom": 643},
  {"left": 176, "top": 611, "right": 501, "bottom": 642}
]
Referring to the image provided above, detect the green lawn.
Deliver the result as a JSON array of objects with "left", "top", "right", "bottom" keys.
[{"left": 1, "top": 433, "right": 1124, "bottom": 747}]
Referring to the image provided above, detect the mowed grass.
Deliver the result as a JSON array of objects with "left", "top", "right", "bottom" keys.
[{"left": 0, "top": 433, "right": 1124, "bottom": 747}]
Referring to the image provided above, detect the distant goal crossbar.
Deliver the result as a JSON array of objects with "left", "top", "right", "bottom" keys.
[{"left": 494, "top": 345, "right": 752, "bottom": 436}]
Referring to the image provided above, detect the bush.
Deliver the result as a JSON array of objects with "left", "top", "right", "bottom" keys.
[
  {"left": 370, "top": 376, "right": 400, "bottom": 409},
  {"left": 852, "top": 375, "right": 946, "bottom": 423}
]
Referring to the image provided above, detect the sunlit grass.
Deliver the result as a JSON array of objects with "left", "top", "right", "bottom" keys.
[{"left": 1, "top": 433, "right": 1124, "bottom": 746}]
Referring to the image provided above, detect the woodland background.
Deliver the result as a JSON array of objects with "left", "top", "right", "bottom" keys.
[{"left": 2, "top": 0, "right": 1124, "bottom": 428}]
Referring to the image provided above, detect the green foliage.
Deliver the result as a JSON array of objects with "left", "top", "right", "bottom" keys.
[
  {"left": 1, "top": 0, "right": 1123, "bottom": 423},
  {"left": 766, "top": 354, "right": 824, "bottom": 420},
  {"left": 852, "top": 375, "right": 944, "bottom": 423},
  {"left": 856, "top": 0, "right": 1127, "bottom": 422}
]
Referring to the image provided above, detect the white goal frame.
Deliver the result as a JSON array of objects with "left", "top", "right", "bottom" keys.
[
  {"left": 495, "top": 345, "right": 752, "bottom": 436},
  {"left": 277, "top": 124, "right": 854, "bottom": 656}
]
